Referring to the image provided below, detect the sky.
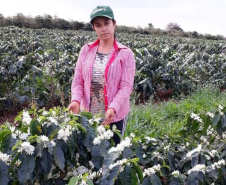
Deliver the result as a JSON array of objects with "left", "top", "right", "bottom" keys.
[{"left": 0, "top": 0, "right": 225, "bottom": 36}]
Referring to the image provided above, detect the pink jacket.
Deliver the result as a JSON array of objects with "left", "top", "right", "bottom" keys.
[{"left": 71, "top": 39, "right": 135, "bottom": 122}]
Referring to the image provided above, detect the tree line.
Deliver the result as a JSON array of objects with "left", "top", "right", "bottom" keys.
[{"left": 0, "top": 13, "right": 225, "bottom": 40}]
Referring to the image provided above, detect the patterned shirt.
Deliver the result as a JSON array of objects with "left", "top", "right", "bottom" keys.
[{"left": 90, "top": 52, "right": 109, "bottom": 117}]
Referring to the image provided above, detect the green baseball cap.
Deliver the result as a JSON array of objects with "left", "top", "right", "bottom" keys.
[{"left": 90, "top": 6, "right": 114, "bottom": 23}]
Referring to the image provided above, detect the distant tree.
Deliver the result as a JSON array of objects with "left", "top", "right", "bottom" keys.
[
  {"left": 24, "top": 15, "right": 37, "bottom": 28},
  {"left": 0, "top": 14, "right": 4, "bottom": 26},
  {"left": 4, "top": 16, "right": 13, "bottom": 26},
  {"left": 35, "top": 15, "right": 45, "bottom": 28},
  {"left": 13, "top": 13, "right": 25, "bottom": 27},
  {"left": 166, "top": 22, "right": 183, "bottom": 32},
  {"left": 148, "top": 23, "right": 154, "bottom": 28},
  {"left": 192, "top": 31, "right": 199, "bottom": 38},
  {"left": 83, "top": 23, "right": 92, "bottom": 31},
  {"left": 43, "top": 14, "right": 53, "bottom": 29},
  {"left": 70, "top": 21, "right": 84, "bottom": 30}
]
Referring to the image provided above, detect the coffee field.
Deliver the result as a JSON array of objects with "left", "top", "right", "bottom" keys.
[{"left": 0, "top": 26, "right": 226, "bottom": 184}]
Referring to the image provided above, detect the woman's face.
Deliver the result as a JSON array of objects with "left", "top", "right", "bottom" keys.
[{"left": 92, "top": 17, "right": 116, "bottom": 41}]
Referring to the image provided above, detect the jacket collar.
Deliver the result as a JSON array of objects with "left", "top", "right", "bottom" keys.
[{"left": 88, "top": 38, "right": 127, "bottom": 50}]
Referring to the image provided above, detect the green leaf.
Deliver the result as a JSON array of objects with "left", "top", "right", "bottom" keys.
[
  {"left": 150, "top": 174, "right": 162, "bottom": 185},
  {"left": 121, "top": 164, "right": 132, "bottom": 185},
  {"left": 187, "top": 172, "right": 200, "bottom": 185},
  {"left": 41, "top": 148, "right": 53, "bottom": 174},
  {"left": 100, "top": 140, "right": 110, "bottom": 158},
  {"left": 12, "top": 140, "right": 22, "bottom": 151},
  {"left": 102, "top": 165, "right": 121, "bottom": 185},
  {"left": 53, "top": 146, "right": 65, "bottom": 171},
  {"left": 123, "top": 147, "right": 133, "bottom": 159},
  {"left": 131, "top": 168, "right": 138, "bottom": 185},
  {"left": 87, "top": 179, "right": 94, "bottom": 185},
  {"left": 221, "top": 115, "right": 226, "bottom": 131},
  {"left": 0, "top": 130, "right": 11, "bottom": 145},
  {"left": 212, "top": 112, "right": 221, "bottom": 126},
  {"left": 168, "top": 150, "right": 176, "bottom": 170},
  {"left": 0, "top": 160, "right": 9, "bottom": 185},
  {"left": 169, "top": 177, "right": 181, "bottom": 185},
  {"left": 142, "top": 177, "right": 151, "bottom": 185},
  {"left": 81, "top": 112, "right": 93, "bottom": 120},
  {"left": 84, "top": 126, "right": 96, "bottom": 152},
  {"left": 18, "top": 155, "right": 35, "bottom": 185},
  {"left": 30, "top": 119, "right": 42, "bottom": 136},
  {"left": 101, "top": 150, "right": 121, "bottom": 183},
  {"left": 91, "top": 145, "right": 103, "bottom": 170},
  {"left": 68, "top": 176, "right": 80, "bottom": 185},
  {"left": 132, "top": 162, "right": 143, "bottom": 183},
  {"left": 49, "top": 127, "right": 60, "bottom": 141},
  {"left": 2, "top": 134, "right": 15, "bottom": 155}
]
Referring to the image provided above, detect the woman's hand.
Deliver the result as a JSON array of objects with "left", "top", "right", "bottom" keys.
[
  {"left": 68, "top": 101, "right": 80, "bottom": 114},
  {"left": 102, "top": 108, "right": 115, "bottom": 125}
]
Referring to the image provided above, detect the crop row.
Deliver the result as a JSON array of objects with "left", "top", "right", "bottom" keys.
[{"left": 0, "top": 26, "right": 226, "bottom": 111}]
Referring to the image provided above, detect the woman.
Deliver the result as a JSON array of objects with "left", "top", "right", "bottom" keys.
[{"left": 68, "top": 5, "right": 135, "bottom": 144}]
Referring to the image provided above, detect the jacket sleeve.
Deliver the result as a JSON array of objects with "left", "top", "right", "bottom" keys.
[
  {"left": 108, "top": 49, "right": 136, "bottom": 113},
  {"left": 71, "top": 45, "right": 87, "bottom": 103}
]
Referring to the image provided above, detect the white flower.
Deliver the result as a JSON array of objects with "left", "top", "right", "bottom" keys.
[
  {"left": 112, "top": 125, "right": 117, "bottom": 131},
  {"left": 18, "top": 141, "right": 35, "bottom": 155},
  {"left": 73, "top": 166, "right": 89, "bottom": 176},
  {"left": 93, "top": 126, "right": 114, "bottom": 145},
  {"left": 97, "top": 125, "right": 106, "bottom": 135},
  {"left": 52, "top": 111, "right": 56, "bottom": 116},
  {"left": 191, "top": 112, "right": 203, "bottom": 123},
  {"left": 130, "top": 133, "right": 135, "bottom": 138},
  {"left": 89, "top": 161, "right": 94, "bottom": 169},
  {"left": 40, "top": 135, "right": 49, "bottom": 142},
  {"left": 93, "top": 138, "right": 101, "bottom": 145},
  {"left": 19, "top": 133, "right": 29, "bottom": 140},
  {"left": 153, "top": 151, "right": 159, "bottom": 157},
  {"left": 15, "top": 159, "right": 21, "bottom": 167},
  {"left": 206, "top": 112, "right": 214, "bottom": 118},
  {"left": 186, "top": 144, "right": 202, "bottom": 159},
  {"left": 57, "top": 125, "right": 73, "bottom": 142},
  {"left": 22, "top": 111, "right": 32, "bottom": 126},
  {"left": 0, "top": 152, "right": 10, "bottom": 163},
  {"left": 188, "top": 164, "right": 206, "bottom": 174},
  {"left": 48, "top": 117, "right": 58, "bottom": 125},
  {"left": 171, "top": 170, "right": 179, "bottom": 176},
  {"left": 143, "top": 164, "right": 161, "bottom": 177},
  {"left": 218, "top": 105, "right": 223, "bottom": 111},
  {"left": 209, "top": 150, "right": 217, "bottom": 158},
  {"left": 109, "top": 159, "right": 128, "bottom": 170},
  {"left": 51, "top": 140, "right": 56, "bottom": 147},
  {"left": 143, "top": 154, "right": 146, "bottom": 158},
  {"left": 108, "top": 137, "right": 132, "bottom": 154},
  {"left": 76, "top": 153, "right": 80, "bottom": 161},
  {"left": 9, "top": 126, "right": 15, "bottom": 132},
  {"left": 42, "top": 111, "right": 49, "bottom": 116}
]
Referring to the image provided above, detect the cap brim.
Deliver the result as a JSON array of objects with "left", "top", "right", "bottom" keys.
[{"left": 90, "top": 15, "right": 113, "bottom": 23}]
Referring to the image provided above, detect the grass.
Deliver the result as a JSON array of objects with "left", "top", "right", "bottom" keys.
[{"left": 125, "top": 87, "right": 226, "bottom": 138}]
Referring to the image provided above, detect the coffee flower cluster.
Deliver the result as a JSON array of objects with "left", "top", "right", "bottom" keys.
[
  {"left": 22, "top": 110, "right": 32, "bottom": 126},
  {"left": 57, "top": 125, "right": 75, "bottom": 142},
  {"left": 143, "top": 164, "right": 161, "bottom": 177},
  {"left": 18, "top": 141, "right": 35, "bottom": 155},
  {"left": 108, "top": 137, "right": 132, "bottom": 154},
  {"left": 0, "top": 152, "right": 10, "bottom": 164},
  {"left": 109, "top": 158, "right": 128, "bottom": 170},
  {"left": 188, "top": 164, "right": 206, "bottom": 175},
  {"left": 191, "top": 112, "right": 203, "bottom": 123},
  {"left": 93, "top": 125, "right": 114, "bottom": 145}
]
